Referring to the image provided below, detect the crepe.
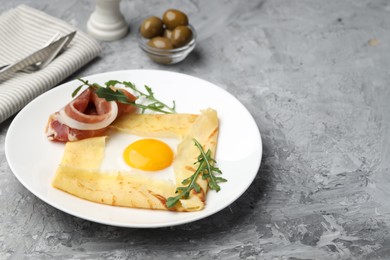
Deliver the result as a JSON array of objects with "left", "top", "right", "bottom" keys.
[
  {"left": 52, "top": 108, "right": 219, "bottom": 211},
  {"left": 112, "top": 113, "right": 199, "bottom": 138}
]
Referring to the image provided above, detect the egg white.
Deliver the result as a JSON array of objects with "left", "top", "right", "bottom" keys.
[{"left": 99, "top": 132, "right": 180, "bottom": 183}]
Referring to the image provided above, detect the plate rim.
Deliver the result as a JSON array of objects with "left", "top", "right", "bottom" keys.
[{"left": 5, "top": 69, "right": 263, "bottom": 228}]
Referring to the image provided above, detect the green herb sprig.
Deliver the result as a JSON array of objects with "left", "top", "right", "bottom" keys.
[
  {"left": 73, "top": 78, "right": 176, "bottom": 114},
  {"left": 166, "top": 139, "right": 227, "bottom": 208}
]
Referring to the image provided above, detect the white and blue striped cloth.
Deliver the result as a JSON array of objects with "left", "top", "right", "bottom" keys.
[{"left": 0, "top": 5, "right": 101, "bottom": 123}]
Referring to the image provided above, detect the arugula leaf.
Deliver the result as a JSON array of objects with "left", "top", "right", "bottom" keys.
[
  {"left": 74, "top": 78, "right": 176, "bottom": 114},
  {"left": 166, "top": 139, "right": 226, "bottom": 208},
  {"left": 105, "top": 80, "right": 121, "bottom": 88},
  {"left": 71, "top": 84, "right": 84, "bottom": 98},
  {"left": 94, "top": 87, "right": 132, "bottom": 103},
  {"left": 121, "top": 81, "right": 176, "bottom": 114}
]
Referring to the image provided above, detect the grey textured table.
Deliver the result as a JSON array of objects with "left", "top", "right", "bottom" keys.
[{"left": 1, "top": 0, "right": 390, "bottom": 259}]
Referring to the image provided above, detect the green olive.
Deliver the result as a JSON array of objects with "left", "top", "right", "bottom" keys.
[
  {"left": 140, "top": 16, "right": 164, "bottom": 39},
  {"left": 147, "top": 37, "right": 173, "bottom": 50},
  {"left": 163, "top": 29, "right": 173, "bottom": 41},
  {"left": 162, "top": 9, "right": 189, "bottom": 30},
  {"left": 171, "top": 26, "right": 192, "bottom": 47}
]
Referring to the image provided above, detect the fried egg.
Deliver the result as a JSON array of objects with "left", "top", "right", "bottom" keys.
[
  {"left": 123, "top": 139, "right": 174, "bottom": 171},
  {"left": 99, "top": 132, "right": 179, "bottom": 182}
]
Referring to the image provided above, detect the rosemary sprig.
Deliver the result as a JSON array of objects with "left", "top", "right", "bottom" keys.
[
  {"left": 166, "top": 139, "right": 227, "bottom": 208},
  {"left": 73, "top": 78, "right": 176, "bottom": 114}
]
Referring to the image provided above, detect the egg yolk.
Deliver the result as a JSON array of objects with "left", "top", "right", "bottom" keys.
[{"left": 123, "top": 139, "right": 174, "bottom": 171}]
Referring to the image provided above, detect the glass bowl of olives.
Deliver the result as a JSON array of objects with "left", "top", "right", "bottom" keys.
[{"left": 137, "top": 9, "right": 196, "bottom": 65}]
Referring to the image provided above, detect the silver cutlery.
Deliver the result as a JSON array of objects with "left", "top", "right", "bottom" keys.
[
  {"left": 0, "top": 31, "right": 76, "bottom": 81},
  {"left": 21, "top": 32, "right": 62, "bottom": 72},
  {"left": 0, "top": 32, "right": 62, "bottom": 72}
]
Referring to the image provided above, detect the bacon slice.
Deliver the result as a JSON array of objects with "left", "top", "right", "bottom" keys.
[{"left": 46, "top": 88, "right": 137, "bottom": 142}]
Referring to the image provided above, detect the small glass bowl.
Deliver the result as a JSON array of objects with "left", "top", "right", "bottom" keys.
[{"left": 136, "top": 24, "right": 197, "bottom": 65}]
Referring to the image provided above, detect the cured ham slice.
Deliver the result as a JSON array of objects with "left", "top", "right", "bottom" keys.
[
  {"left": 46, "top": 88, "right": 136, "bottom": 142},
  {"left": 46, "top": 114, "right": 107, "bottom": 142}
]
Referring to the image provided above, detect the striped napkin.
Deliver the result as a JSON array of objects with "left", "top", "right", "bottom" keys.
[{"left": 0, "top": 5, "right": 102, "bottom": 123}]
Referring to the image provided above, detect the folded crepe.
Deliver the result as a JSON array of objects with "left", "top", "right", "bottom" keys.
[{"left": 52, "top": 108, "right": 219, "bottom": 211}]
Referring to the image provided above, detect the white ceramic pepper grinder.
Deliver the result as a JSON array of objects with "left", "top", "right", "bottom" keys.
[{"left": 87, "top": 0, "right": 128, "bottom": 41}]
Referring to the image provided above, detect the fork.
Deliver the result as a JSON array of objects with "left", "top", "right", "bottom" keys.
[
  {"left": 0, "top": 32, "right": 61, "bottom": 73},
  {"left": 23, "top": 32, "right": 62, "bottom": 72}
]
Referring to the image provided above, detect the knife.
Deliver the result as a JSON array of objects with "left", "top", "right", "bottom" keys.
[{"left": 0, "top": 31, "right": 76, "bottom": 81}]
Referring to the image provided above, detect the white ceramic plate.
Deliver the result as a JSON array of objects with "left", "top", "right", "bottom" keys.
[{"left": 5, "top": 70, "right": 262, "bottom": 228}]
